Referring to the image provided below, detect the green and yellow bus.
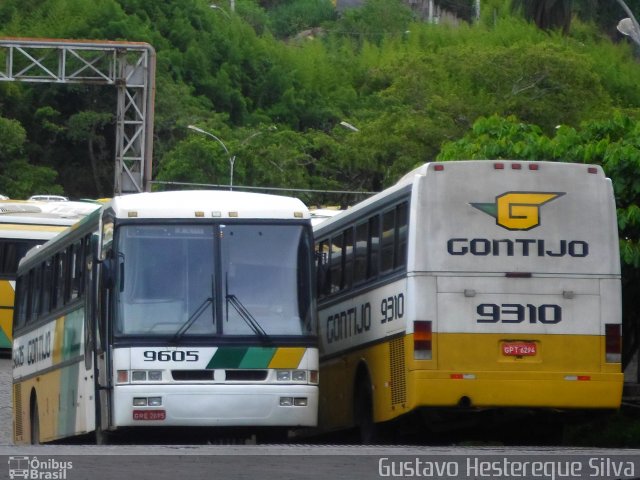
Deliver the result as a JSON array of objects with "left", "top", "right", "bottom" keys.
[
  {"left": 13, "top": 190, "right": 318, "bottom": 444},
  {"left": 0, "top": 200, "right": 98, "bottom": 350}
]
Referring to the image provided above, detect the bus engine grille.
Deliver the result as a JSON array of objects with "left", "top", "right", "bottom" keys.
[{"left": 389, "top": 337, "right": 407, "bottom": 405}]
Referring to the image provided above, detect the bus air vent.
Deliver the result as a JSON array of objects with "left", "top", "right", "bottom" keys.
[
  {"left": 389, "top": 337, "right": 407, "bottom": 405},
  {"left": 171, "top": 370, "right": 214, "bottom": 381},
  {"left": 13, "top": 384, "right": 23, "bottom": 438},
  {"left": 226, "top": 370, "right": 268, "bottom": 381}
]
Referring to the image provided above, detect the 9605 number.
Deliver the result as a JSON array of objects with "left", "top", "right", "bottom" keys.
[{"left": 143, "top": 350, "right": 199, "bottom": 362}]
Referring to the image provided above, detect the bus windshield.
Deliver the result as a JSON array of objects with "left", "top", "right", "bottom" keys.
[{"left": 114, "top": 223, "right": 315, "bottom": 338}]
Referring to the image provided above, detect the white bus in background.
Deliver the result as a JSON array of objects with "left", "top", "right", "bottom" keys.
[
  {"left": 12, "top": 190, "right": 318, "bottom": 444},
  {"left": 314, "top": 160, "right": 622, "bottom": 443},
  {"left": 310, "top": 208, "right": 342, "bottom": 227},
  {"left": 0, "top": 200, "right": 100, "bottom": 350}
]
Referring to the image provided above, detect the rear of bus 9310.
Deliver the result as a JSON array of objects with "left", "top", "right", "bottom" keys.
[{"left": 406, "top": 161, "right": 622, "bottom": 423}]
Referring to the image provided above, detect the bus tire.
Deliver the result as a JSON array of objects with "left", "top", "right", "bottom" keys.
[
  {"left": 30, "top": 396, "right": 40, "bottom": 445},
  {"left": 354, "top": 375, "right": 379, "bottom": 444}
]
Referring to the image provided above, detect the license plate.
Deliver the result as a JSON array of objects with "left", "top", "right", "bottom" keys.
[
  {"left": 502, "top": 342, "right": 537, "bottom": 356},
  {"left": 133, "top": 410, "right": 166, "bottom": 421}
]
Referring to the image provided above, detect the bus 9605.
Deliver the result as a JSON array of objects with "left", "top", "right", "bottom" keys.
[{"left": 12, "top": 191, "right": 318, "bottom": 444}]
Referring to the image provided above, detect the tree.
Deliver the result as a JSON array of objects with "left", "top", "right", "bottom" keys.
[
  {"left": 0, "top": 116, "right": 63, "bottom": 198},
  {"left": 511, "top": 0, "right": 574, "bottom": 33}
]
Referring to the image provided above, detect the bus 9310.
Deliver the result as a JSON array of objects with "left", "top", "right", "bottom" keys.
[{"left": 314, "top": 160, "right": 622, "bottom": 443}]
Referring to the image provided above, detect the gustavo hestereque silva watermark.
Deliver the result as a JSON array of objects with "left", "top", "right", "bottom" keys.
[
  {"left": 8, "top": 456, "right": 73, "bottom": 479},
  {"left": 377, "top": 455, "right": 639, "bottom": 479}
]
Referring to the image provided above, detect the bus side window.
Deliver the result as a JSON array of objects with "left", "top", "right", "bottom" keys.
[
  {"left": 30, "top": 265, "right": 42, "bottom": 323},
  {"left": 316, "top": 240, "right": 330, "bottom": 298},
  {"left": 14, "top": 275, "right": 28, "bottom": 330},
  {"left": 369, "top": 215, "right": 380, "bottom": 280},
  {"left": 53, "top": 250, "right": 67, "bottom": 310},
  {"left": 41, "top": 258, "right": 53, "bottom": 317},
  {"left": 381, "top": 208, "right": 396, "bottom": 274},
  {"left": 69, "top": 241, "right": 83, "bottom": 301},
  {"left": 330, "top": 233, "right": 344, "bottom": 294},
  {"left": 396, "top": 201, "right": 408, "bottom": 269},
  {"left": 354, "top": 222, "right": 368, "bottom": 285},
  {"left": 343, "top": 227, "right": 354, "bottom": 291}
]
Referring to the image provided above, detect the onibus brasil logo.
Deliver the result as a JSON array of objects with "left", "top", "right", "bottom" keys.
[{"left": 471, "top": 191, "right": 565, "bottom": 231}]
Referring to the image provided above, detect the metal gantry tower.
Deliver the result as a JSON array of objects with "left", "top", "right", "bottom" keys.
[{"left": 0, "top": 37, "right": 156, "bottom": 195}]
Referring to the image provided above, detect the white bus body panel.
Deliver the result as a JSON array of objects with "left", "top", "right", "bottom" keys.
[{"left": 111, "top": 347, "right": 318, "bottom": 427}]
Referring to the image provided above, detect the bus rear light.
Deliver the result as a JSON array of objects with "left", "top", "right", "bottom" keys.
[
  {"left": 494, "top": 163, "right": 504, "bottom": 170},
  {"left": 588, "top": 167, "right": 598, "bottom": 174},
  {"left": 450, "top": 374, "right": 476, "bottom": 380},
  {"left": 564, "top": 375, "right": 591, "bottom": 381},
  {"left": 414, "top": 321, "right": 432, "bottom": 360},
  {"left": 529, "top": 163, "right": 539, "bottom": 170},
  {"left": 511, "top": 163, "right": 521, "bottom": 170},
  {"left": 605, "top": 323, "right": 622, "bottom": 363},
  {"left": 434, "top": 164, "right": 444, "bottom": 171}
]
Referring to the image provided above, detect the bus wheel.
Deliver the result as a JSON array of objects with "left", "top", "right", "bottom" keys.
[
  {"left": 30, "top": 400, "right": 40, "bottom": 445},
  {"left": 354, "top": 376, "right": 379, "bottom": 444}
]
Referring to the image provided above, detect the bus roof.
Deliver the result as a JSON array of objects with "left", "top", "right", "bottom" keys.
[
  {"left": 0, "top": 200, "right": 101, "bottom": 239},
  {"left": 105, "top": 190, "right": 310, "bottom": 220}
]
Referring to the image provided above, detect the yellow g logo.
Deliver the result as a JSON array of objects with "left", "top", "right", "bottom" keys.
[{"left": 471, "top": 192, "right": 564, "bottom": 231}]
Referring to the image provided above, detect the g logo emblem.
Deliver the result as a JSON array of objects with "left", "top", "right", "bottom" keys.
[{"left": 472, "top": 192, "right": 564, "bottom": 231}]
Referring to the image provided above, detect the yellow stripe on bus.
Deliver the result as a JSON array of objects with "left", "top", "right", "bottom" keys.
[
  {"left": 53, "top": 316, "right": 66, "bottom": 364},
  {"left": 0, "top": 224, "right": 67, "bottom": 232},
  {"left": 268, "top": 348, "right": 306, "bottom": 369},
  {"left": 0, "top": 280, "right": 15, "bottom": 308}
]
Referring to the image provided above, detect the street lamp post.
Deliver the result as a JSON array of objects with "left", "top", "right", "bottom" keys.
[
  {"left": 339, "top": 120, "right": 359, "bottom": 132},
  {"left": 187, "top": 125, "right": 236, "bottom": 190},
  {"left": 616, "top": 0, "right": 640, "bottom": 47}
]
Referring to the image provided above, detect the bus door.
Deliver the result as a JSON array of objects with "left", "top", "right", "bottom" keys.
[{"left": 95, "top": 216, "right": 115, "bottom": 434}]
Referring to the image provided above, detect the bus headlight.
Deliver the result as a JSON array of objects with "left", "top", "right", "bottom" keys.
[
  {"left": 132, "top": 371, "right": 147, "bottom": 382},
  {"left": 276, "top": 370, "right": 314, "bottom": 383},
  {"left": 124, "top": 370, "right": 164, "bottom": 383},
  {"left": 292, "top": 370, "right": 306, "bottom": 381}
]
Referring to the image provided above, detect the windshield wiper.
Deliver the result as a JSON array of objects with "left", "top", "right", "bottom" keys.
[
  {"left": 226, "top": 293, "right": 270, "bottom": 341},
  {"left": 172, "top": 296, "right": 213, "bottom": 343}
]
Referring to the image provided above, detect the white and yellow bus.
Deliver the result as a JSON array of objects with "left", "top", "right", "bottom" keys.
[
  {"left": 314, "top": 160, "right": 622, "bottom": 442},
  {"left": 0, "top": 200, "right": 99, "bottom": 351},
  {"left": 12, "top": 190, "right": 318, "bottom": 444}
]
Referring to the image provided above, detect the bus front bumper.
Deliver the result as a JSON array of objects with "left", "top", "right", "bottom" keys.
[{"left": 112, "top": 384, "right": 318, "bottom": 427}]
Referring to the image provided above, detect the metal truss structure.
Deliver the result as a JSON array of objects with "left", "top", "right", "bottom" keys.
[{"left": 0, "top": 38, "right": 156, "bottom": 194}]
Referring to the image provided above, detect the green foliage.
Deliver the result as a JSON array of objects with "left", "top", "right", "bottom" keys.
[
  {"left": 332, "top": 0, "right": 414, "bottom": 45},
  {"left": 0, "top": 117, "right": 63, "bottom": 197},
  {"left": 2, "top": 0, "right": 640, "bottom": 206},
  {"left": 266, "top": 0, "right": 336, "bottom": 39}
]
